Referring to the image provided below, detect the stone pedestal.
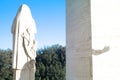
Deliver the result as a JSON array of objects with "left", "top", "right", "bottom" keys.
[{"left": 66, "top": 0, "right": 92, "bottom": 80}]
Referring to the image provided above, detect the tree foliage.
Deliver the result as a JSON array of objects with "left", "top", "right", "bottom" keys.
[
  {"left": 0, "top": 44, "right": 66, "bottom": 80},
  {"left": 0, "top": 49, "right": 13, "bottom": 80}
]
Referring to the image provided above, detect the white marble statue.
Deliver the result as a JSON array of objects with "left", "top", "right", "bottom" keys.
[{"left": 11, "top": 4, "right": 37, "bottom": 80}]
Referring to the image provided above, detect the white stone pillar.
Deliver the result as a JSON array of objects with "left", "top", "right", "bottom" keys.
[{"left": 66, "top": 0, "right": 92, "bottom": 80}]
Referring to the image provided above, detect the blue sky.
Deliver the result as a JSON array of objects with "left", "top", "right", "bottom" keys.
[{"left": 0, "top": 0, "right": 65, "bottom": 49}]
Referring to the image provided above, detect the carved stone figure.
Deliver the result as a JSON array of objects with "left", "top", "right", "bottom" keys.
[{"left": 11, "top": 4, "right": 37, "bottom": 80}]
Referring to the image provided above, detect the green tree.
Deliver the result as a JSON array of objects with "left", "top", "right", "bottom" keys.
[
  {"left": 0, "top": 49, "right": 13, "bottom": 80},
  {"left": 35, "top": 44, "right": 66, "bottom": 80},
  {"left": 0, "top": 44, "right": 66, "bottom": 80}
]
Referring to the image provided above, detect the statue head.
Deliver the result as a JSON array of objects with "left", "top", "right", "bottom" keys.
[{"left": 12, "top": 4, "right": 36, "bottom": 34}]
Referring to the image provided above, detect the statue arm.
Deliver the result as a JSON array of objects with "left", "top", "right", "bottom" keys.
[
  {"left": 22, "top": 30, "right": 36, "bottom": 60},
  {"left": 92, "top": 46, "right": 110, "bottom": 55}
]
